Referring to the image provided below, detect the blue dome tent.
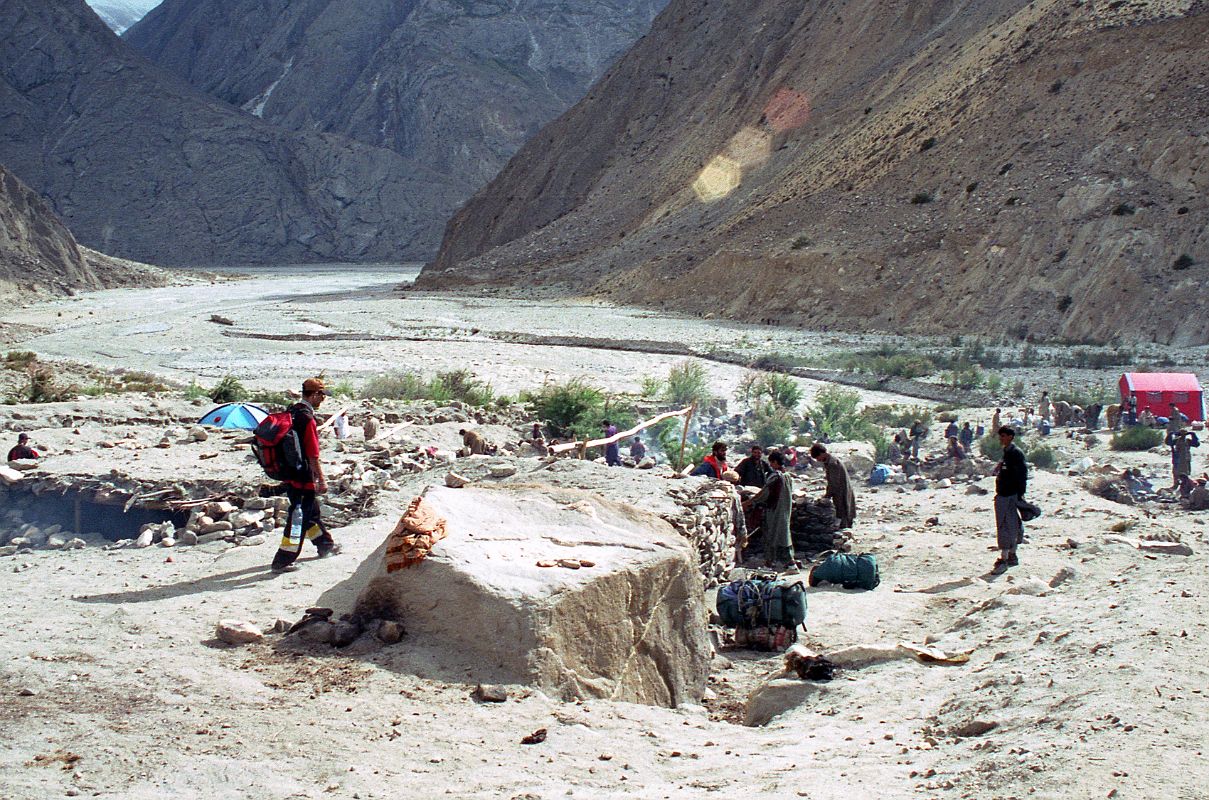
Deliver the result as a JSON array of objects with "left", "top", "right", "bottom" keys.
[{"left": 198, "top": 402, "right": 269, "bottom": 430}]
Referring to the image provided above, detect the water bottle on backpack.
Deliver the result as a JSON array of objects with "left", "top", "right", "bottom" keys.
[{"left": 287, "top": 502, "right": 303, "bottom": 549}]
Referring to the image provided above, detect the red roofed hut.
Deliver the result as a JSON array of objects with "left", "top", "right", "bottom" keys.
[{"left": 1119, "top": 372, "right": 1204, "bottom": 422}]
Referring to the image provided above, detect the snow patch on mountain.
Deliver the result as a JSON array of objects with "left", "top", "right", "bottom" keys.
[{"left": 87, "top": 0, "right": 160, "bottom": 34}]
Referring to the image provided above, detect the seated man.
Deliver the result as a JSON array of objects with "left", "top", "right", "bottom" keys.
[
  {"left": 947, "top": 436, "right": 966, "bottom": 461},
  {"left": 7, "top": 433, "right": 38, "bottom": 461},
  {"left": 690, "top": 441, "right": 729, "bottom": 479}
]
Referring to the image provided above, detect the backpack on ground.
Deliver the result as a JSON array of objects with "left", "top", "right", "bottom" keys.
[
  {"left": 809, "top": 552, "right": 880, "bottom": 591},
  {"left": 1017, "top": 499, "right": 1042, "bottom": 522},
  {"left": 716, "top": 579, "right": 808, "bottom": 630},
  {"left": 252, "top": 405, "right": 311, "bottom": 482},
  {"left": 869, "top": 464, "right": 892, "bottom": 486}
]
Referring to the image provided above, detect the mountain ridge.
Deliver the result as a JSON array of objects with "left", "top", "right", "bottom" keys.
[{"left": 423, "top": 0, "right": 1209, "bottom": 345}]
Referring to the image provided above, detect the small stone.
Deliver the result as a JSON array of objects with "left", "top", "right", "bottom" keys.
[
  {"left": 45, "top": 534, "right": 66, "bottom": 549},
  {"left": 445, "top": 471, "right": 470, "bottom": 488},
  {"left": 472, "top": 684, "right": 508, "bottom": 703},
  {"left": 63, "top": 538, "right": 86, "bottom": 550},
  {"left": 297, "top": 621, "right": 334, "bottom": 645},
  {"left": 951, "top": 719, "right": 998, "bottom": 738},
  {"left": 215, "top": 620, "right": 263, "bottom": 645},
  {"left": 230, "top": 510, "right": 265, "bottom": 529},
  {"left": 199, "top": 521, "right": 234, "bottom": 535},
  {"left": 239, "top": 534, "right": 267, "bottom": 547},
  {"left": 156, "top": 438, "right": 171, "bottom": 448},
  {"left": 17, "top": 687, "right": 37, "bottom": 697},
  {"left": 134, "top": 529, "right": 154, "bottom": 548},
  {"left": 161, "top": 537, "right": 176, "bottom": 548},
  {"left": 189, "top": 426, "right": 209, "bottom": 442},
  {"left": 176, "top": 530, "right": 198, "bottom": 546},
  {"left": 488, "top": 464, "right": 517, "bottom": 478},
  {"left": 1138, "top": 541, "right": 1193, "bottom": 556},
  {"left": 243, "top": 497, "right": 269, "bottom": 511},
  {"left": 331, "top": 620, "right": 363, "bottom": 648},
  {"left": 376, "top": 619, "right": 404, "bottom": 644},
  {"left": 272, "top": 619, "right": 292, "bottom": 633}
]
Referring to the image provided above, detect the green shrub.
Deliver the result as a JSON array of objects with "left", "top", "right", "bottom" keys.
[
  {"left": 737, "top": 371, "right": 804, "bottom": 411},
  {"left": 248, "top": 390, "right": 294, "bottom": 409},
  {"left": 750, "top": 404, "right": 795, "bottom": 447},
  {"left": 978, "top": 432, "right": 1006, "bottom": 461},
  {"left": 327, "top": 380, "right": 356, "bottom": 398},
  {"left": 986, "top": 373, "right": 1004, "bottom": 395},
  {"left": 1011, "top": 379, "right": 1026, "bottom": 397},
  {"left": 210, "top": 375, "right": 249, "bottom": 403},
  {"left": 944, "top": 366, "right": 983, "bottom": 390},
  {"left": 639, "top": 375, "right": 665, "bottom": 398},
  {"left": 184, "top": 381, "right": 209, "bottom": 401},
  {"left": 866, "top": 426, "right": 892, "bottom": 463},
  {"left": 807, "top": 385, "right": 874, "bottom": 441},
  {"left": 1027, "top": 444, "right": 1057, "bottom": 469},
  {"left": 830, "top": 347, "right": 936, "bottom": 379},
  {"left": 526, "top": 378, "right": 636, "bottom": 441},
  {"left": 434, "top": 370, "right": 494, "bottom": 407},
  {"left": 654, "top": 420, "right": 709, "bottom": 470},
  {"left": 361, "top": 372, "right": 426, "bottom": 401},
  {"left": 1054, "top": 382, "right": 1116, "bottom": 409},
  {"left": 860, "top": 404, "right": 932, "bottom": 430},
  {"left": 664, "top": 360, "right": 712, "bottom": 408},
  {"left": 1110, "top": 426, "right": 1164, "bottom": 452}
]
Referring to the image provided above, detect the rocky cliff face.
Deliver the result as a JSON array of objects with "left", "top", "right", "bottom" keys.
[
  {"left": 125, "top": 0, "right": 666, "bottom": 258},
  {"left": 424, "top": 0, "right": 1209, "bottom": 345},
  {"left": 0, "top": 0, "right": 437, "bottom": 267},
  {"left": 0, "top": 163, "right": 99, "bottom": 298}
]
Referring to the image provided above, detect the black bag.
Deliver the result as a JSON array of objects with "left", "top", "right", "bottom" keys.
[{"left": 1017, "top": 499, "right": 1042, "bottom": 522}]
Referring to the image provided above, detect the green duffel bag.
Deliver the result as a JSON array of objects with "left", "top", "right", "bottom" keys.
[
  {"left": 716, "top": 579, "right": 808, "bottom": 629},
  {"left": 808, "top": 553, "right": 880, "bottom": 591}
]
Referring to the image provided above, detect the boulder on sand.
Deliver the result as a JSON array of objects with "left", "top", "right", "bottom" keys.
[{"left": 336, "top": 485, "right": 710, "bottom": 707}]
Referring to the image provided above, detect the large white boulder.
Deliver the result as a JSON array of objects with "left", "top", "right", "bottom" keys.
[{"left": 344, "top": 485, "right": 710, "bottom": 707}]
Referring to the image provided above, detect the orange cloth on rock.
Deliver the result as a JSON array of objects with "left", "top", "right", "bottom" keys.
[{"left": 384, "top": 496, "right": 447, "bottom": 572}]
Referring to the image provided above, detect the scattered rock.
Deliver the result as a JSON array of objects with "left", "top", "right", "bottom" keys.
[
  {"left": 489, "top": 464, "right": 517, "bottom": 478},
  {"left": 134, "top": 529, "right": 154, "bottom": 548},
  {"left": 230, "top": 510, "right": 265, "bottom": 529},
  {"left": 1048, "top": 566, "right": 1075, "bottom": 588},
  {"left": 177, "top": 530, "right": 198, "bottom": 546},
  {"left": 331, "top": 620, "right": 363, "bottom": 648},
  {"left": 472, "top": 684, "right": 509, "bottom": 703},
  {"left": 951, "top": 719, "right": 998, "bottom": 738},
  {"left": 445, "top": 471, "right": 470, "bottom": 488},
  {"left": 17, "top": 687, "right": 38, "bottom": 697},
  {"left": 239, "top": 535, "right": 267, "bottom": 547},
  {"left": 188, "top": 426, "right": 209, "bottom": 442},
  {"left": 1138, "top": 541, "right": 1193, "bottom": 556},
  {"left": 637, "top": 457, "right": 656, "bottom": 469},
  {"left": 272, "top": 619, "right": 292, "bottom": 634},
  {"left": 376, "top": 619, "right": 405, "bottom": 644},
  {"left": 215, "top": 619, "right": 263, "bottom": 645},
  {"left": 297, "top": 620, "right": 335, "bottom": 645},
  {"left": 199, "top": 521, "right": 234, "bottom": 535},
  {"left": 209, "top": 314, "right": 234, "bottom": 326},
  {"left": 520, "top": 728, "right": 548, "bottom": 745},
  {"left": 965, "top": 484, "right": 989, "bottom": 495}
]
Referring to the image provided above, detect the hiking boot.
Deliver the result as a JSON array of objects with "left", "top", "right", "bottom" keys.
[
  {"left": 317, "top": 541, "right": 342, "bottom": 559},
  {"left": 271, "top": 563, "right": 299, "bottom": 574},
  {"left": 1006, "top": 552, "right": 1019, "bottom": 567},
  {"left": 991, "top": 559, "right": 1008, "bottom": 575}
]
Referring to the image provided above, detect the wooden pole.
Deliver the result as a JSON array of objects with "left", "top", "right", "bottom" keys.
[
  {"left": 549, "top": 405, "right": 694, "bottom": 455},
  {"left": 678, "top": 402, "right": 696, "bottom": 470}
]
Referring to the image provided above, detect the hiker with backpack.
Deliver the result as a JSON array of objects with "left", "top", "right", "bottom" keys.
[{"left": 260, "top": 377, "right": 341, "bottom": 573}]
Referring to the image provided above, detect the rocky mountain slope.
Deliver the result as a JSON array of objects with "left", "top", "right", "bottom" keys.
[
  {"left": 124, "top": 0, "right": 666, "bottom": 258},
  {"left": 0, "top": 0, "right": 437, "bottom": 267},
  {"left": 86, "top": 0, "right": 159, "bottom": 33},
  {"left": 424, "top": 0, "right": 1209, "bottom": 345},
  {"left": 0, "top": 163, "right": 100, "bottom": 299}
]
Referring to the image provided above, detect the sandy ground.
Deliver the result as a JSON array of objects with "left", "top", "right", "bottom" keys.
[{"left": 2, "top": 270, "right": 1209, "bottom": 799}]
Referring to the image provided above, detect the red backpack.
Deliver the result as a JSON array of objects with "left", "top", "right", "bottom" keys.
[{"left": 252, "top": 405, "right": 311, "bottom": 482}]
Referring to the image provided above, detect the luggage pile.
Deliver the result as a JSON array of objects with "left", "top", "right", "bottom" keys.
[{"left": 716, "top": 577, "right": 807, "bottom": 652}]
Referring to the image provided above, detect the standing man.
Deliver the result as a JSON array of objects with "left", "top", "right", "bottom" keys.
[
  {"left": 602, "top": 420, "right": 621, "bottom": 466},
  {"left": 1168, "top": 429, "right": 1200, "bottom": 490},
  {"left": 735, "top": 444, "right": 770, "bottom": 487},
  {"left": 909, "top": 419, "right": 928, "bottom": 459},
  {"left": 959, "top": 422, "right": 975, "bottom": 451},
  {"left": 7, "top": 433, "right": 38, "bottom": 461},
  {"left": 1167, "top": 403, "right": 1190, "bottom": 440},
  {"left": 749, "top": 451, "right": 796, "bottom": 570},
  {"left": 991, "top": 426, "right": 1028, "bottom": 574},
  {"left": 1038, "top": 391, "right": 1052, "bottom": 423},
  {"left": 271, "top": 378, "right": 339, "bottom": 573},
  {"left": 944, "top": 419, "right": 960, "bottom": 442},
  {"left": 810, "top": 442, "right": 856, "bottom": 529}
]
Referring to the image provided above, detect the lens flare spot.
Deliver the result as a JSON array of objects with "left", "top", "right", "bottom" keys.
[
  {"left": 726, "top": 126, "right": 773, "bottom": 168},
  {"left": 692, "top": 155, "right": 742, "bottom": 203},
  {"left": 764, "top": 87, "right": 811, "bottom": 133}
]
